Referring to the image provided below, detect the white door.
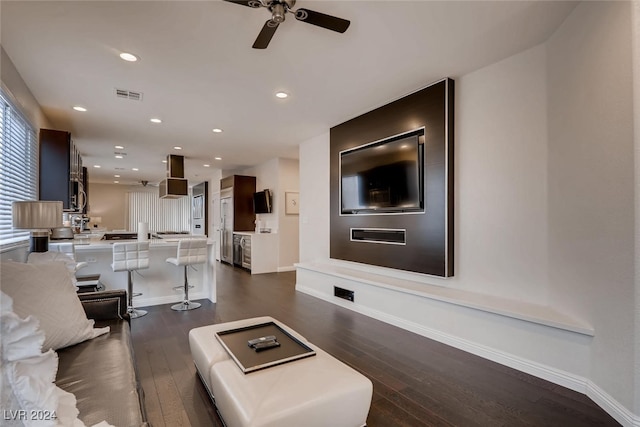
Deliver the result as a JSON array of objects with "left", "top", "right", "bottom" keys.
[
  {"left": 220, "top": 197, "right": 233, "bottom": 263},
  {"left": 212, "top": 191, "right": 221, "bottom": 260}
]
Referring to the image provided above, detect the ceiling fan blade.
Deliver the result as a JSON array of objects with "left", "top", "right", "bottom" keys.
[
  {"left": 253, "top": 20, "right": 279, "bottom": 49},
  {"left": 294, "top": 8, "right": 350, "bottom": 33},
  {"left": 224, "top": 0, "right": 264, "bottom": 8}
]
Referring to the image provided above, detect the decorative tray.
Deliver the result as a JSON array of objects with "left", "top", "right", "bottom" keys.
[{"left": 215, "top": 321, "right": 316, "bottom": 374}]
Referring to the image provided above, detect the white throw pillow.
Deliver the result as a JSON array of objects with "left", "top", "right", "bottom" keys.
[{"left": 0, "top": 261, "right": 108, "bottom": 351}]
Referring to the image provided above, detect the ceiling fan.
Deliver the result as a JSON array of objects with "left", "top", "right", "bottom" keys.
[{"left": 224, "top": 0, "right": 350, "bottom": 49}]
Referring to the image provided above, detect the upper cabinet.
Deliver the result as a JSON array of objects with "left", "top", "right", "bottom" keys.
[
  {"left": 221, "top": 175, "right": 256, "bottom": 231},
  {"left": 39, "top": 129, "right": 87, "bottom": 213}
]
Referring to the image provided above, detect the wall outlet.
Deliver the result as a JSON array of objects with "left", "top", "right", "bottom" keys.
[{"left": 86, "top": 257, "right": 97, "bottom": 263}]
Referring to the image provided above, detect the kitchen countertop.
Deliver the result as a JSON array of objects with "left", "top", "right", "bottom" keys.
[
  {"left": 232, "top": 231, "right": 276, "bottom": 236},
  {"left": 72, "top": 237, "right": 214, "bottom": 251}
]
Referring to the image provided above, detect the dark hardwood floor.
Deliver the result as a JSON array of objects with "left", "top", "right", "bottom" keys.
[{"left": 131, "top": 262, "right": 620, "bottom": 427}]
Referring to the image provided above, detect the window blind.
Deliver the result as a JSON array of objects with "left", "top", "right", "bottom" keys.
[
  {"left": 0, "top": 89, "right": 38, "bottom": 245},
  {"left": 126, "top": 190, "right": 190, "bottom": 233}
]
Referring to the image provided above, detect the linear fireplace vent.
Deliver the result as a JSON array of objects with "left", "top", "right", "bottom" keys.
[
  {"left": 350, "top": 228, "right": 406, "bottom": 245},
  {"left": 334, "top": 286, "right": 354, "bottom": 302}
]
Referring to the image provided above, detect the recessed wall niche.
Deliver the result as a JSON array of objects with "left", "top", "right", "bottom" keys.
[{"left": 330, "top": 78, "right": 454, "bottom": 277}]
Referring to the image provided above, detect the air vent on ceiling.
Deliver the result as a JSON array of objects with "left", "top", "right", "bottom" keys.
[{"left": 115, "top": 88, "right": 143, "bottom": 101}]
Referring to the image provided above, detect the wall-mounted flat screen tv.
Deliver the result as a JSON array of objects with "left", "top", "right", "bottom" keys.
[
  {"left": 340, "top": 128, "right": 424, "bottom": 214},
  {"left": 253, "top": 189, "right": 272, "bottom": 214}
]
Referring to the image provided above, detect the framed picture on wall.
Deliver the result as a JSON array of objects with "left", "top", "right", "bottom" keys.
[{"left": 285, "top": 192, "right": 299, "bottom": 215}]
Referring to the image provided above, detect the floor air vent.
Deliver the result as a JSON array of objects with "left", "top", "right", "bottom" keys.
[{"left": 334, "top": 286, "right": 354, "bottom": 302}]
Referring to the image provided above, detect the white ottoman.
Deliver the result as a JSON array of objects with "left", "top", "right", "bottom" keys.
[{"left": 189, "top": 317, "right": 373, "bottom": 427}]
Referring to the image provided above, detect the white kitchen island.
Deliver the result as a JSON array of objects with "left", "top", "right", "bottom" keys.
[{"left": 73, "top": 238, "right": 216, "bottom": 307}]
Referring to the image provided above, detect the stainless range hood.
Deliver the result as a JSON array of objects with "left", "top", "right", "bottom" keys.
[{"left": 160, "top": 155, "right": 188, "bottom": 198}]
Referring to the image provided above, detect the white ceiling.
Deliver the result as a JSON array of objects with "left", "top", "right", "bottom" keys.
[{"left": 1, "top": 0, "right": 577, "bottom": 185}]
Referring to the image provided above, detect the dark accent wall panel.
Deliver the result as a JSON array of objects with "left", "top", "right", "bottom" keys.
[{"left": 330, "top": 78, "right": 454, "bottom": 277}]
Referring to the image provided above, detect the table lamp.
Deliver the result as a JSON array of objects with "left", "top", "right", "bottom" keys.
[{"left": 12, "top": 201, "right": 63, "bottom": 252}]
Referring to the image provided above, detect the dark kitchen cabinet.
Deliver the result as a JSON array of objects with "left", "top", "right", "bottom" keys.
[
  {"left": 220, "top": 175, "right": 256, "bottom": 231},
  {"left": 220, "top": 175, "right": 256, "bottom": 264},
  {"left": 39, "top": 129, "right": 86, "bottom": 212}
]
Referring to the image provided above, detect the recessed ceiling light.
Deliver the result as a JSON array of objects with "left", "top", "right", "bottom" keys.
[
  {"left": 114, "top": 180, "right": 120, "bottom": 184},
  {"left": 215, "top": 157, "right": 222, "bottom": 161},
  {"left": 203, "top": 164, "right": 210, "bottom": 168},
  {"left": 173, "top": 146, "right": 182, "bottom": 150},
  {"left": 212, "top": 128, "right": 223, "bottom": 133},
  {"left": 73, "top": 106, "right": 87, "bottom": 112},
  {"left": 162, "top": 160, "right": 167, "bottom": 163},
  {"left": 93, "top": 165, "right": 101, "bottom": 168},
  {"left": 115, "top": 155, "right": 123, "bottom": 159},
  {"left": 150, "top": 118, "right": 162, "bottom": 124},
  {"left": 114, "top": 145, "right": 124, "bottom": 149},
  {"left": 119, "top": 52, "right": 138, "bottom": 62},
  {"left": 132, "top": 168, "right": 139, "bottom": 171},
  {"left": 275, "top": 92, "right": 288, "bottom": 99},
  {"left": 114, "top": 175, "right": 120, "bottom": 178}
]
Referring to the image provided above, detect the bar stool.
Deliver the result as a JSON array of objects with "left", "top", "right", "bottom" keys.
[
  {"left": 166, "top": 238, "right": 207, "bottom": 311},
  {"left": 112, "top": 241, "right": 150, "bottom": 318}
]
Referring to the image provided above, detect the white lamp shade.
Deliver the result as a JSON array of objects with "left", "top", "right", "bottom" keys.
[{"left": 12, "top": 201, "right": 63, "bottom": 229}]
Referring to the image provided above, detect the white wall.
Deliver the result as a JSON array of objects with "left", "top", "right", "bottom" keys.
[
  {"left": 243, "top": 158, "right": 280, "bottom": 232},
  {"left": 299, "top": 1, "right": 637, "bottom": 421},
  {"left": 299, "top": 132, "right": 330, "bottom": 262},
  {"left": 1, "top": 47, "right": 50, "bottom": 130},
  {"left": 546, "top": 0, "right": 635, "bottom": 411},
  {"left": 632, "top": 0, "right": 640, "bottom": 416},
  {"left": 210, "top": 169, "right": 222, "bottom": 259},
  {"left": 277, "top": 158, "right": 299, "bottom": 269},
  {"left": 240, "top": 157, "right": 300, "bottom": 270},
  {"left": 454, "top": 44, "right": 549, "bottom": 304},
  {"left": 87, "top": 183, "right": 128, "bottom": 230}
]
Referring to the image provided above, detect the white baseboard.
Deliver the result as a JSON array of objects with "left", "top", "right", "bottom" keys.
[
  {"left": 135, "top": 291, "right": 210, "bottom": 308},
  {"left": 277, "top": 265, "right": 296, "bottom": 272},
  {"left": 586, "top": 381, "right": 640, "bottom": 427},
  {"left": 296, "top": 284, "right": 639, "bottom": 426}
]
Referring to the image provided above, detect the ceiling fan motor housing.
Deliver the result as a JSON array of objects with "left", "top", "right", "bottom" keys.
[
  {"left": 271, "top": 0, "right": 296, "bottom": 23},
  {"left": 271, "top": 3, "right": 286, "bottom": 23}
]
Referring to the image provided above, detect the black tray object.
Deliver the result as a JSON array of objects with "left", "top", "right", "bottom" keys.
[{"left": 215, "top": 321, "right": 316, "bottom": 373}]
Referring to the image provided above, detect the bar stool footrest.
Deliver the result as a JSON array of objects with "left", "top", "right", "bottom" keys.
[
  {"left": 171, "top": 301, "right": 201, "bottom": 311},
  {"left": 128, "top": 307, "right": 148, "bottom": 318}
]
